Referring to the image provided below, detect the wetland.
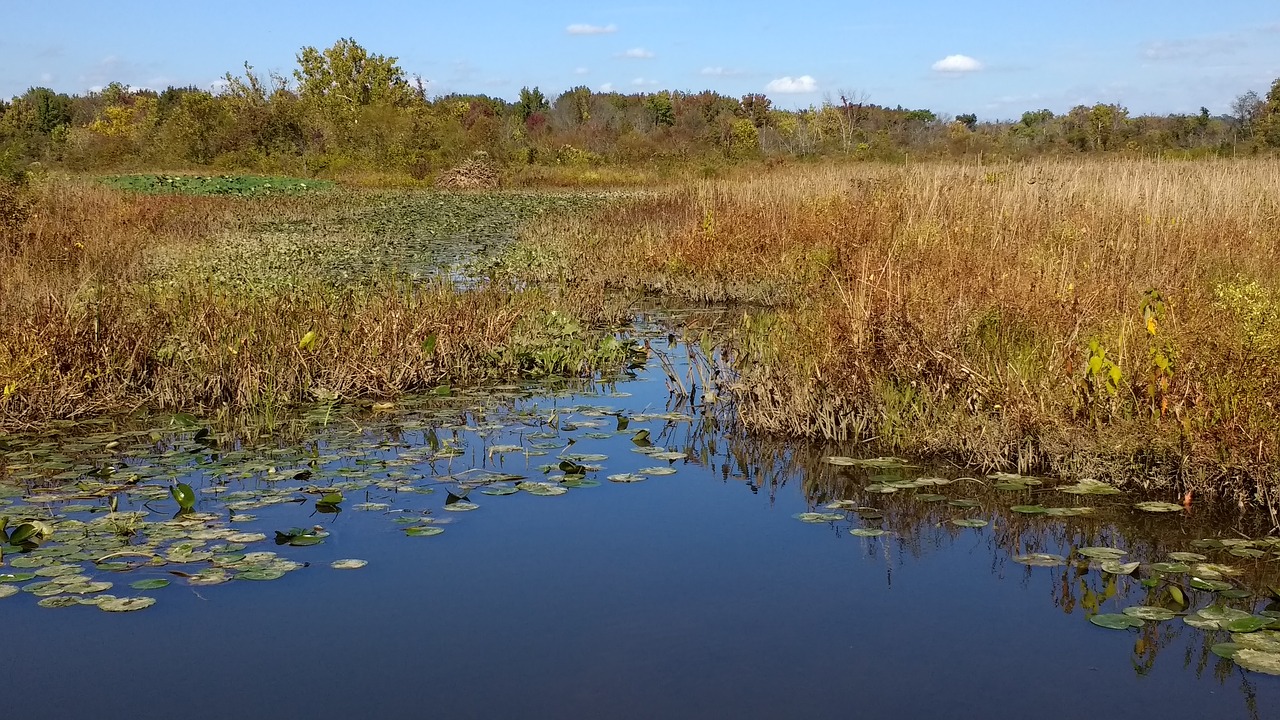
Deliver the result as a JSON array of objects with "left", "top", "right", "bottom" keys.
[{"left": 5, "top": 165, "right": 1280, "bottom": 718}]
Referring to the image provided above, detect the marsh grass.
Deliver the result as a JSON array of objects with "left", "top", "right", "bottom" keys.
[
  {"left": 0, "top": 177, "right": 628, "bottom": 429},
  {"left": 514, "top": 160, "right": 1280, "bottom": 504}
]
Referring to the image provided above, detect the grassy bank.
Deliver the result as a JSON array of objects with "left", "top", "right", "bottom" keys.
[
  {"left": 0, "top": 175, "right": 632, "bottom": 430},
  {"left": 512, "top": 159, "right": 1280, "bottom": 506}
]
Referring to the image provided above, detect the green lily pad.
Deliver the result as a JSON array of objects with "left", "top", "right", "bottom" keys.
[
  {"left": 1198, "top": 606, "right": 1252, "bottom": 622},
  {"left": 0, "top": 585, "right": 18, "bottom": 599},
  {"left": 130, "top": 579, "right": 171, "bottom": 590},
  {"left": 38, "top": 595, "right": 82, "bottom": 608},
  {"left": 1123, "top": 606, "right": 1177, "bottom": 621},
  {"left": 1149, "top": 562, "right": 1191, "bottom": 574},
  {"left": 0, "top": 572, "right": 36, "bottom": 583},
  {"left": 479, "top": 486, "right": 520, "bottom": 496},
  {"left": 1010, "top": 505, "right": 1048, "bottom": 514},
  {"left": 1211, "top": 643, "right": 1243, "bottom": 659},
  {"left": 1225, "top": 616, "right": 1273, "bottom": 633},
  {"left": 795, "top": 512, "right": 846, "bottom": 523},
  {"left": 1059, "top": 479, "right": 1122, "bottom": 495},
  {"left": 1100, "top": 560, "right": 1140, "bottom": 575},
  {"left": 518, "top": 482, "right": 569, "bottom": 496},
  {"left": 638, "top": 467, "right": 678, "bottom": 476},
  {"left": 914, "top": 494, "right": 948, "bottom": 503},
  {"left": 1233, "top": 648, "right": 1280, "bottom": 675},
  {"left": 442, "top": 501, "right": 480, "bottom": 512},
  {"left": 331, "top": 559, "right": 368, "bottom": 570},
  {"left": 850, "top": 528, "right": 887, "bottom": 538},
  {"left": 1184, "top": 615, "right": 1222, "bottom": 630},
  {"left": 1168, "top": 552, "right": 1208, "bottom": 562},
  {"left": 1090, "top": 613, "right": 1145, "bottom": 630},
  {"left": 948, "top": 500, "right": 981, "bottom": 509},
  {"left": 1190, "top": 577, "right": 1234, "bottom": 592},
  {"left": 1014, "top": 553, "right": 1067, "bottom": 567},
  {"left": 404, "top": 526, "right": 445, "bottom": 537},
  {"left": 607, "top": 474, "right": 647, "bottom": 484},
  {"left": 1134, "top": 501, "right": 1184, "bottom": 513},
  {"left": 1078, "top": 547, "right": 1127, "bottom": 560},
  {"left": 822, "top": 456, "right": 859, "bottom": 466},
  {"left": 950, "top": 518, "right": 988, "bottom": 528},
  {"left": 237, "top": 569, "right": 286, "bottom": 581},
  {"left": 99, "top": 596, "right": 156, "bottom": 612}
]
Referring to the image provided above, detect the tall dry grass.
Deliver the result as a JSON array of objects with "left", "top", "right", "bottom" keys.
[
  {"left": 0, "top": 178, "right": 624, "bottom": 429},
  {"left": 517, "top": 159, "right": 1280, "bottom": 504}
]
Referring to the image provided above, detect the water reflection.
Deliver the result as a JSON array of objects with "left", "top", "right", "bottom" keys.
[{"left": 2, "top": 313, "right": 1279, "bottom": 719}]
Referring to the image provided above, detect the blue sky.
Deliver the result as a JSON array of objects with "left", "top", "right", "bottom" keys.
[{"left": 2, "top": 1, "right": 1278, "bottom": 119}]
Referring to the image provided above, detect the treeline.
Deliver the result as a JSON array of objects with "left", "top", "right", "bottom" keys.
[{"left": 2, "top": 38, "right": 1280, "bottom": 178}]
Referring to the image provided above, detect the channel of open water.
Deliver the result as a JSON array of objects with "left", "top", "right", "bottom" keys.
[{"left": 4, "top": 310, "right": 1280, "bottom": 719}]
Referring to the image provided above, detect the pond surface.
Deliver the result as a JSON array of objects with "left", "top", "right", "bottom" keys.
[{"left": 4, "top": 314, "right": 1280, "bottom": 719}]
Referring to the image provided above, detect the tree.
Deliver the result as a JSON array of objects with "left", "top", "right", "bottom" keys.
[
  {"left": 647, "top": 91, "right": 675, "bottom": 128},
  {"left": 955, "top": 113, "right": 978, "bottom": 131},
  {"left": 516, "top": 86, "right": 549, "bottom": 122},
  {"left": 294, "top": 38, "right": 415, "bottom": 109},
  {"left": 739, "top": 94, "right": 772, "bottom": 128},
  {"left": 1257, "top": 78, "right": 1280, "bottom": 147},
  {"left": 1232, "top": 90, "right": 1263, "bottom": 137}
]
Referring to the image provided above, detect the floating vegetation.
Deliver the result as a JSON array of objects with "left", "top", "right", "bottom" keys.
[{"left": 100, "top": 174, "right": 333, "bottom": 197}]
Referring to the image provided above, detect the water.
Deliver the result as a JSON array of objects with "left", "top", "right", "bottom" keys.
[{"left": 4, "top": 326, "right": 1280, "bottom": 719}]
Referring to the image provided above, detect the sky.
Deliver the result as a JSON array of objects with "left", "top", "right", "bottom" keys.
[{"left": 2, "top": 0, "right": 1279, "bottom": 119}]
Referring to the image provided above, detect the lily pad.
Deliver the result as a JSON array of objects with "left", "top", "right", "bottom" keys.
[
  {"left": 1233, "top": 648, "right": 1280, "bottom": 675},
  {"left": 794, "top": 512, "right": 846, "bottom": 524},
  {"left": 1134, "top": 501, "right": 1184, "bottom": 513},
  {"left": 1123, "top": 606, "right": 1177, "bottom": 621},
  {"left": 850, "top": 528, "right": 887, "bottom": 538},
  {"left": 638, "top": 467, "right": 678, "bottom": 476},
  {"left": 479, "top": 486, "right": 520, "bottom": 496},
  {"left": 1090, "top": 613, "right": 1145, "bottom": 630},
  {"left": 0, "top": 585, "right": 18, "bottom": 599},
  {"left": 607, "top": 473, "right": 647, "bottom": 484},
  {"left": 99, "top": 596, "right": 156, "bottom": 612},
  {"left": 517, "top": 482, "right": 569, "bottom": 496},
  {"left": 331, "top": 559, "right": 368, "bottom": 570},
  {"left": 1168, "top": 552, "right": 1208, "bottom": 562},
  {"left": 1078, "top": 547, "right": 1126, "bottom": 560},
  {"left": 1225, "top": 616, "right": 1273, "bottom": 633},
  {"left": 951, "top": 518, "right": 988, "bottom": 528},
  {"left": 404, "top": 526, "right": 445, "bottom": 537},
  {"left": 1010, "top": 505, "right": 1048, "bottom": 514},
  {"left": 1149, "top": 562, "right": 1190, "bottom": 574},
  {"left": 1190, "top": 577, "right": 1234, "bottom": 592},
  {"left": 1100, "top": 560, "right": 1140, "bottom": 575},
  {"left": 1014, "top": 553, "right": 1067, "bottom": 567},
  {"left": 130, "top": 579, "right": 171, "bottom": 590},
  {"left": 442, "top": 501, "right": 480, "bottom": 512}
]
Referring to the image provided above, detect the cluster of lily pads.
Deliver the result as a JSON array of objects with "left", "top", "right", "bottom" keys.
[
  {"left": 0, "top": 382, "right": 701, "bottom": 614},
  {"left": 799, "top": 454, "right": 1280, "bottom": 676},
  {"left": 100, "top": 174, "right": 333, "bottom": 197}
]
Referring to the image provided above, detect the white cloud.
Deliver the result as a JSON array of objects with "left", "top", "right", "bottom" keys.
[
  {"left": 765, "top": 75, "right": 818, "bottom": 93},
  {"left": 38, "top": 72, "right": 53, "bottom": 84},
  {"left": 618, "top": 47, "right": 655, "bottom": 59},
  {"left": 700, "top": 66, "right": 744, "bottom": 77},
  {"left": 632, "top": 77, "right": 659, "bottom": 87},
  {"left": 566, "top": 23, "right": 617, "bottom": 35},
  {"left": 573, "top": 67, "right": 590, "bottom": 75},
  {"left": 600, "top": 82, "right": 615, "bottom": 92},
  {"left": 931, "top": 54, "right": 984, "bottom": 73}
]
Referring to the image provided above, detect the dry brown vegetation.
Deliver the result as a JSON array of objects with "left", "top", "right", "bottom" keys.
[
  {"left": 0, "top": 178, "right": 625, "bottom": 430},
  {"left": 515, "top": 159, "right": 1280, "bottom": 504}
]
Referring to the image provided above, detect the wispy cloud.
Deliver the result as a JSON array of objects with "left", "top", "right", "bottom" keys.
[
  {"left": 765, "top": 75, "right": 818, "bottom": 93},
  {"left": 618, "top": 47, "right": 655, "bottom": 59},
  {"left": 932, "top": 55, "right": 984, "bottom": 73},
  {"left": 700, "top": 66, "right": 744, "bottom": 77},
  {"left": 566, "top": 23, "right": 617, "bottom": 35},
  {"left": 1141, "top": 34, "right": 1240, "bottom": 61},
  {"left": 573, "top": 67, "right": 590, "bottom": 75},
  {"left": 600, "top": 82, "right": 615, "bottom": 92},
  {"left": 632, "top": 77, "right": 658, "bottom": 87}
]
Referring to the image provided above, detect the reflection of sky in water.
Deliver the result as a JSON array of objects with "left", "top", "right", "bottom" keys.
[{"left": 4, "top": 326, "right": 1280, "bottom": 719}]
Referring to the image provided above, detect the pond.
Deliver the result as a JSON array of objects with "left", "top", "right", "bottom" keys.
[{"left": 3, "top": 311, "right": 1280, "bottom": 720}]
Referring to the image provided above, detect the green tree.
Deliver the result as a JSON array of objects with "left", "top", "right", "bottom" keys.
[
  {"left": 516, "top": 86, "right": 549, "bottom": 122},
  {"left": 955, "top": 113, "right": 978, "bottom": 131},
  {"left": 1258, "top": 78, "right": 1280, "bottom": 147},
  {"left": 294, "top": 38, "right": 415, "bottom": 109},
  {"left": 647, "top": 91, "right": 675, "bottom": 128}
]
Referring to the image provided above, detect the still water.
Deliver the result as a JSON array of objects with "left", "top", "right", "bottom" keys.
[{"left": 4, "top": 321, "right": 1280, "bottom": 719}]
